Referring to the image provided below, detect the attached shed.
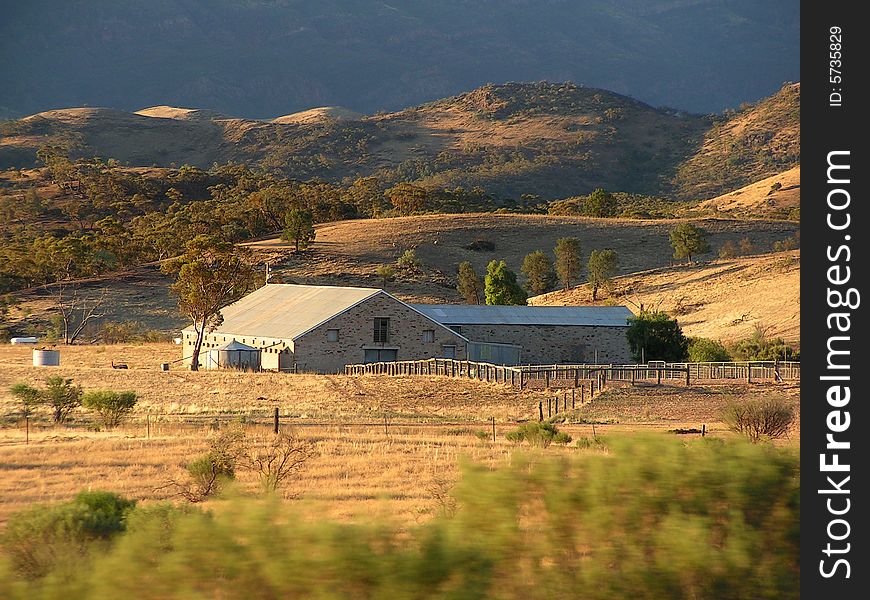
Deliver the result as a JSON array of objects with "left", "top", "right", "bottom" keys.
[{"left": 409, "top": 304, "right": 633, "bottom": 364}]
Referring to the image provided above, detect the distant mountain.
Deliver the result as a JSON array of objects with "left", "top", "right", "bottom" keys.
[
  {"left": 0, "top": 1, "right": 798, "bottom": 118},
  {"left": 0, "top": 81, "right": 800, "bottom": 200}
]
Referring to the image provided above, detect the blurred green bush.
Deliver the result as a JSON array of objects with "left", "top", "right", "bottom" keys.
[{"left": 0, "top": 437, "right": 799, "bottom": 599}]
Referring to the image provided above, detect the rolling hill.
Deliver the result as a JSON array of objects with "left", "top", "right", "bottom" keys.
[
  {"left": 7, "top": 213, "right": 800, "bottom": 337},
  {"left": 0, "top": 82, "right": 800, "bottom": 200},
  {"left": 693, "top": 166, "right": 800, "bottom": 220},
  {"left": 530, "top": 250, "right": 800, "bottom": 344}
]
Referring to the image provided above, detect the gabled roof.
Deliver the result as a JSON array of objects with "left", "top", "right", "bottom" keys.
[
  {"left": 408, "top": 304, "right": 634, "bottom": 327},
  {"left": 183, "top": 284, "right": 381, "bottom": 340},
  {"left": 214, "top": 340, "right": 258, "bottom": 351}
]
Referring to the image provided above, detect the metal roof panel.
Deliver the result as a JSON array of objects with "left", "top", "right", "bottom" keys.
[{"left": 407, "top": 304, "right": 633, "bottom": 327}]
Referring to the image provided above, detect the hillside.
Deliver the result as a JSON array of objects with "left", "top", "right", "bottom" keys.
[
  {"left": 0, "top": 82, "right": 799, "bottom": 200},
  {"left": 693, "top": 166, "right": 800, "bottom": 220},
  {"left": 531, "top": 251, "right": 800, "bottom": 344},
  {"left": 673, "top": 83, "right": 800, "bottom": 201},
  {"left": 5, "top": 213, "right": 799, "bottom": 336}
]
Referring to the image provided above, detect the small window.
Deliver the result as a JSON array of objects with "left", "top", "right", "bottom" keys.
[
  {"left": 442, "top": 345, "right": 456, "bottom": 359},
  {"left": 374, "top": 318, "right": 390, "bottom": 343},
  {"left": 423, "top": 330, "right": 435, "bottom": 343},
  {"left": 449, "top": 325, "right": 462, "bottom": 335},
  {"left": 327, "top": 329, "right": 339, "bottom": 342}
]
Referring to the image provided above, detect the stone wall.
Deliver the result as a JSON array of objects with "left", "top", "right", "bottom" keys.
[
  {"left": 295, "top": 293, "right": 468, "bottom": 373},
  {"left": 453, "top": 324, "right": 631, "bottom": 364}
]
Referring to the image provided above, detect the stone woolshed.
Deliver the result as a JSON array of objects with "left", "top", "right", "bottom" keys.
[{"left": 181, "top": 284, "right": 633, "bottom": 373}]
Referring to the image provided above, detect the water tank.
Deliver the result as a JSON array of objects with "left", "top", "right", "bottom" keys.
[{"left": 32, "top": 349, "right": 60, "bottom": 366}]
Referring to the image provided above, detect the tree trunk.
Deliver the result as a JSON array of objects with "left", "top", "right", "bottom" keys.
[
  {"left": 592, "top": 285, "right": 598, "bottom": 302},
  {"left": 190, "top": 318, "right": 207, "bottom": 371}
]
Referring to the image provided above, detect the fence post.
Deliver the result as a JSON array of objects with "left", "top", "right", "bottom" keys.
[
  {"left": 492, "top": 416, "right": 496, "bottom": 442},
  {"left": 273, "top": 407, "right": 279, "bottom": 434},
  {"left": 747, "top": 363, "right": 752, "bottom": 383},
  {"left": 539, "top": 401, "right": 544, "bottom": 422},
  {"left": 25, "top": 416, "right": 29, "bottom": 444},
  {"left": 146, "top": 413, "right": 151, "bottom": 439},
  {"left": 701, "top": 424, "right": 706, "bottom": 437},
  {"left": 686, "top": 368, "right": 690, "bottom": 387},
  {"left": 571, "top": 389, "right": 575, "bottom": 409},
  {"left": 581, "top": 385, "right": 585, "bottom": 403},
  {"left": 520, "top": 371, "right": 525, "bottom": 390},
  {"left": 657, "top": 369, "right": 662, "bottom": 386},
  {"left": 630, "top": 367, "right": 635, "bottom": 385},
  {"left": 545, "top": 370, "right": 550, "bottom": 389}
]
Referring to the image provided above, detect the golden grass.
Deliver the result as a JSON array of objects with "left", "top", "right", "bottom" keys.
[
  {"left": 0, "top": 344, "right": 799, "bottom": 527},
  {"left": 531, "top": 250, "right": 800, "bottom": 343}
]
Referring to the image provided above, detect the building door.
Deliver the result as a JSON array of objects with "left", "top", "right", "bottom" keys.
[
  {"left": 364, "top": 348, "right": 398, "bottom": 363},
  {"left": 442, "top": 345, "right": 456, "bottom": 359}
]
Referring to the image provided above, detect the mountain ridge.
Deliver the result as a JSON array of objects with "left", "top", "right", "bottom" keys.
[{"left": 0, "top": 81, "right": 799, "bottom": 201}]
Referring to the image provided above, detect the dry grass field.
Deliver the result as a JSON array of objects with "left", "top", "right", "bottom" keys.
[
  {"left": 250, "top": 213, "right": 799, "bottom": 303},
  {"left": 0, "top": 344, "right": 799, "bottom": 528},
  {"left": 532, "top": 250, "right": 800, "bottom": 344}
]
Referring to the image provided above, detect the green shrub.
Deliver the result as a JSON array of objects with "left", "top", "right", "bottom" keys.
[
  {"left": 720, "top": 398, "right": 796, "bottom": 443},
  {"left": 687, "top": 337, "right": 731, "bottom": 362},
  {"left": 474, "top": 430, "right": 491, "bottom": 441},
  {"left": 9, "top": 383, "right": 40, "bottom": 418},
  {"left": 1, "top": 491, "right": 135, "bottom": 579},
  {"left": 82, "top": 391, "right": 137, "bottom": 428},
  {"left": 0, "top": 438, "right": 799, "bottom": 599},
  {"left": 396, "top": 248, "right": 423, "bottom": 271},
  {"left": 730, "top": 328, "right": 799, "bottom": 361},
  {"left": 575, "top": 435, "right": 608, "bottom": 450},
  {"left": 505, "top": 422, "right": 572, "bottom": 447}
]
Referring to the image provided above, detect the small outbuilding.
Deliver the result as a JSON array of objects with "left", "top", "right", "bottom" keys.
[{"left": 205, "top": 340, "right": 261, "bottom": 371}]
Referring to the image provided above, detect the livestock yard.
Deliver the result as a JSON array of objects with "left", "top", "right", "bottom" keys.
[{"left": 0, "top": 343, "right": 799, "bottom": 526}]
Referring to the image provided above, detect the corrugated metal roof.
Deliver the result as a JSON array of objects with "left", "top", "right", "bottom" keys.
[
  {"left": 184, "top": 284, "right": 381, "bottom": 340},
  {"left": 408, "top": 304, "right": 633, "bottom": 327},
  {"left": 214, "top": 340, "right": 259, "bottom": 351}
]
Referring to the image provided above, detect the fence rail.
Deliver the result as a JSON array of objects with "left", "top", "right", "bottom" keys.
[{"left": 346, "top": 359, "right": 799, "bottom": 390}]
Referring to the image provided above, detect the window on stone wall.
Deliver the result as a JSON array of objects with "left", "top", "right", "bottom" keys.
[
  {"left": 442, "top": 345, "right": 456, "bottom": 359},
  {"left": 423, "top": 330, "right": 435, "bottom": 343},
  {"left": 449, "top": 325, "right": 462, "bottom": 335},
  {"left": 327, "top": 329, "right": 339, "bottom": 342},
  {"left": 374, "top": 318, "right": 390, "bottom": 343}
]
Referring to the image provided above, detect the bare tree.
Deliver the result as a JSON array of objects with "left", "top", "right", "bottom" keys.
[{"left": 52, "top": 284, "right": 108, "bottom": 344}]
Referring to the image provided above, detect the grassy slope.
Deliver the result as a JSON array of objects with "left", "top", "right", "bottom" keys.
[
  {"left": 673, "top": 83, "right": 800, "bottom": 201},
  {"left": 6, "top": 213, "right": 799, "bottom": 334},
  {"left": 531, "top": 250, "right": 800, "bottom": 344},
  {"left": 692, "top": 165, "right": 800, "bottom": 220}
]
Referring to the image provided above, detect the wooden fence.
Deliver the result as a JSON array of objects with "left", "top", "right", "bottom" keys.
[{"left": 346, "top": 359, "right": 800, "bottom": 390}]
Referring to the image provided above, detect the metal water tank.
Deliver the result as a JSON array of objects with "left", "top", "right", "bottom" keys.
[{"left": 32, "top": 349, "right": 60, "bottom": 366}]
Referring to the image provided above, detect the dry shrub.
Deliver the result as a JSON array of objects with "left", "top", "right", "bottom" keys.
[
  {"left": 240, "top": 430, "right": 317, "bottom": 494},
  {"left": 159, "top": 429, "right": 246, "bottom": 502},
  {"left": 720, "top": 397, "right": 795, "bottom": 443}
]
